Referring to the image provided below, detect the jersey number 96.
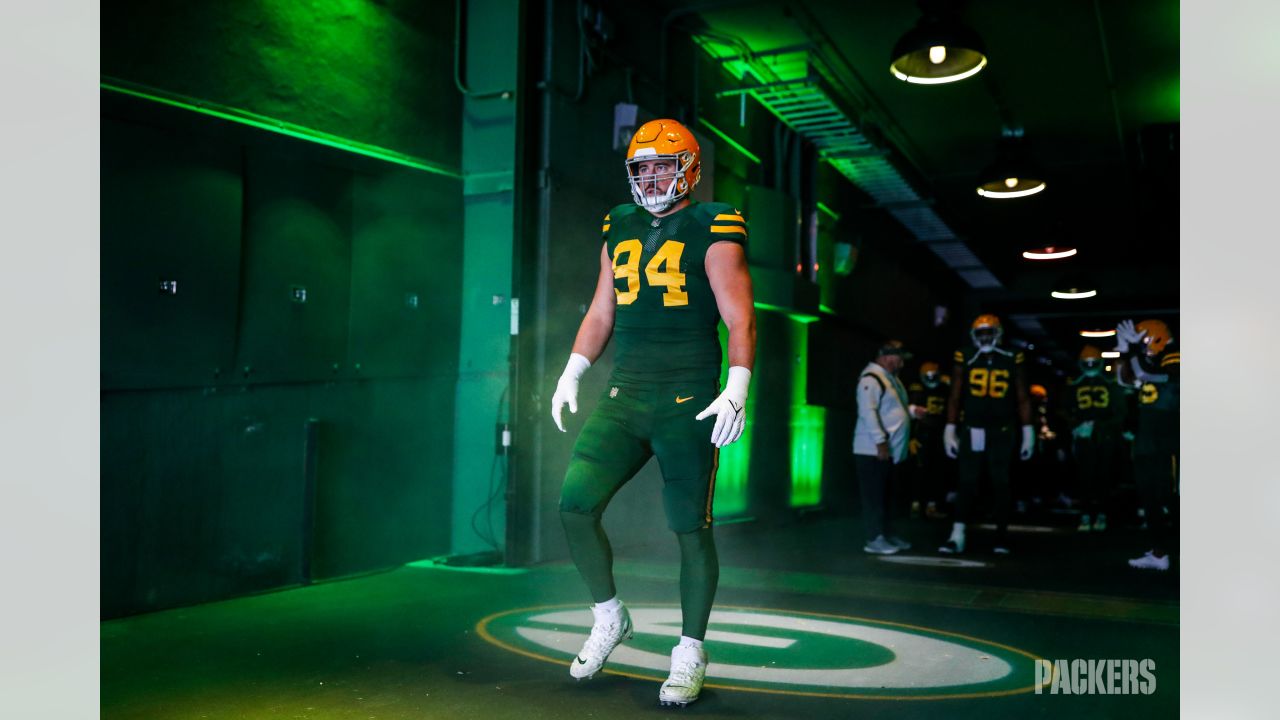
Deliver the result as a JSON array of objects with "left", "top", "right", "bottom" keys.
[{"left": 968, "top": 368, "right": 1010, "bottom": 399}]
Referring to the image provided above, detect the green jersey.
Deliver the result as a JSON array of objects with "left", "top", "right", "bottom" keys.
[
  {"left": 602, "top": 200, "right": 747, "bottom": 384},
  {"left": 1069, "top": 374, "right": 1125, "bottom": 430},
  {"left": 953, "top": 344, "right": 1025, "bottom": 428},
  {"left": 1134, "top": 349, "right": 1180, "bottom": 454},
  {"left": 908, "top": 377, "right": 950, "bottom": 435}
]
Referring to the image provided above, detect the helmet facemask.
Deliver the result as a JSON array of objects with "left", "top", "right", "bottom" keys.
[
  {"left": 922, "top": 371, "right": 939, "bottom": 388},
  {"left": 971, "top": 326, "right": 1001, "bottom": 350},
  {"left": 1079, "top": 358, "right": 1103, "bottom": 377},
  {"left": 626, "top": 150, "right": 694, "bottom": 213}
]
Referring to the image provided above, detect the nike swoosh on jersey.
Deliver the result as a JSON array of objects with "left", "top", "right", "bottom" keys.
[{"left": 675, "top": 396, "right": 694, "bottom": 404}]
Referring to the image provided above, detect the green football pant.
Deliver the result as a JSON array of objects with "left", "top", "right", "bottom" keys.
[
  {"left": 559, "top": 379, "right": 721, "bottom": 639},
  {"left": 955, "top": 425, "right": 1017, "bottom": 537}
]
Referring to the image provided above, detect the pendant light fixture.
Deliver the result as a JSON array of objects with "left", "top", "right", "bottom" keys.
[
  {"left": 890, "top": 0, "right": 988, "bottom": 85},
  {"left": 977, "top": 129, "right": 1046, "bottom": 199},
  {"left": 1052, "top": 273, "right": 1098, "bottom": 300}
]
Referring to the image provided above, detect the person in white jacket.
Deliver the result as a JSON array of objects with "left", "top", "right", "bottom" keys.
[{"left": 854, "top": 341, "right": 927, "bottom": 554}]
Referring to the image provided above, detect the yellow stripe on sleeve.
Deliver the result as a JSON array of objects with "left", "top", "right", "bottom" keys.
[
  {"left": 602, "top": 224, "right": 610, "bottom": 233},
  {"left": 953, "top": 351, "right": 964, "bottom": 362},
  {"left": 1161, "top": 355, "right": 1180, "bottom": 366},
  {"left": 710, "top": 225, "right": 747, "bottom": 235},
  {"left": 714, "top": 213, "right": 745, "bottom": 223}
]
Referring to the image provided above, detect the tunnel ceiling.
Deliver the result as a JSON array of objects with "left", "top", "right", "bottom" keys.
[{"left": 673, "top": 0, "right": 1178, "bottom": 359}]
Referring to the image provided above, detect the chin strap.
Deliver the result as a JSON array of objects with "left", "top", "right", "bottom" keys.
[{"left": 966, "top": 345, "right": 1014, "bottom": 365}]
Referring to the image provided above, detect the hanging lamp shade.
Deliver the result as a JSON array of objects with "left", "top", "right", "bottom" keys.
[
  {"left": 1051, "top": 273, "right": 1098, "bottom": 300},
  {"left": 977, "top": 136, "right": 1047, "bottom": 199},
  {"left": 890, "top": 12, "right": 988, "bottom": 85}
]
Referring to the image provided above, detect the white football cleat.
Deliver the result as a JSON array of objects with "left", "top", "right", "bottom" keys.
[
  {"left": 1077, "top": 514, "right": 1092, "bottom": 533},
  {"left": 1092, "top": 514, "right": 1107, "bottom": 532},
  {"left": 863, "top": 535, "right": 900, "bottom": 555},
  {"left": 1128, "top": 551, "right": 1170, "bottom": 571},
  {"left": 659, "top": 643, "right": 708, "bottom": 707},
  {"left": 887, "top": 535, "right": 912, "bottom": 551},
  {"left": 569, "top": 602, "right": 633, "bottom": 680},
  {"left": 938, "top": 523, "right": 966, "bottom": 554}
]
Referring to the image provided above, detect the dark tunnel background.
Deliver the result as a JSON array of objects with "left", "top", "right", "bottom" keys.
[{"left": 99, "top": 0, "right": 1177, "bottom": 619}]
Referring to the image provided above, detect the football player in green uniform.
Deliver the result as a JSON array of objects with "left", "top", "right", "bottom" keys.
[
  {"left": 1069, "top": 345, "right": 1127, "bottom": 532},
  {"left": 939, "top": 314, "right": 1033, "bottom": 555},
  {"left": 908, "top": 361, "right": 950, "bottom": 520},
  {"left": 550, "top": 119, "right": 756, "bottom": 706},
  {"left": 1116, "top": 319, "right": 1179, "bottom": 571}
]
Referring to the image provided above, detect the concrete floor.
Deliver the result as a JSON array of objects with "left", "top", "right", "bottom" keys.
[{"left": 102, "top": 512, "right": 1178, "bottom": 719}]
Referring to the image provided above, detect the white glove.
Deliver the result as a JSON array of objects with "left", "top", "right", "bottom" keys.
[
  {"left": 1115, "top": 320, "right": 1145, "bottom": 353},
  {"left": 1020, "top": 424, "right": 1035, "bottom": 460},
  {"left": 1072, "top": 420, "right": 1095, "bottom": 439},
  {"left": 943, "top": 423, "right": 959, "bottom": 459},
  {"left": 695, "top": 366, "right": 751, "bottom": 447},
  {"left": 551, "top": 353, "right": 592, "bottom": 432}
]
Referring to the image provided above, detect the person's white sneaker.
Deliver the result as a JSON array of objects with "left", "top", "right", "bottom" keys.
[
  {"left": 938, "top": 523, "right": 966, "bottom": 554},
  {"left": 659, "top": 644, "right": 708, "bottom": 706},
  {"left": 1092, "top": 514, "right": 1107, "bottom": 532},
  {"left": 1077, "top": 514, "right": 1092, "bottom": 533},
  {"left": 863, "top": 535, "right": 900, "bottom": 555},
  {"left": 887, "top": 535, "right": 912, "bottom": 551},
  {"left": 569, "top": 602, "right": 633, "bottom": 680},
  {"left": 1128, "top": 551, "right": 1170, "bottom": 571}
]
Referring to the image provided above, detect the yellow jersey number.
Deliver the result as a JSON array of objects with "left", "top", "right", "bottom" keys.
[
  {"left": 1076, "top": 386, "right": 1110, "bottom": 409},
  {"left": 612, "top": 239, "right": 687, "bottom": 307},
  {"left": 1140, "top": 383, "right": 1159, "bottom": 404},
  {"left": 968, "top": 368, "right": 1010, "bottom": 399},
  {"left": 926, "top": 396, "right": 946, "bottom": 415}
]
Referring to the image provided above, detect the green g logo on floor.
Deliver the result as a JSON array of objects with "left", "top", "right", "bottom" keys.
[{"left": 477, "top": 604, "right": 1045, "bottom": 700}]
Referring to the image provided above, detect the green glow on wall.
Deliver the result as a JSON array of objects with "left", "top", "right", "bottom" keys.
[
  {"left": 101, "top": 78, "right": 462, "bottom": 179},
  {"left": 753, "top": 301, "right": 819, "bottom": 324},
  {"left": 698, "top": 118, "right": 762, "bottom": 165},
  {"left": 713, "top": 323, "right": 752, "bottom": 518},
  {"left": 787, "top": 317, "right": 824, "bottom": 507}
]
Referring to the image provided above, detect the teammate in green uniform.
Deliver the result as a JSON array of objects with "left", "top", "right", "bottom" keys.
[
  {"left": 908, "top": 361, "right": 950, "bottom": 520},
  {"left": 550, "top": 119, "right": 756, "bottom": 706},
  {"left": 939, "top": 314, "right": 1033, "bottom": 555},
  {"left": 1116, "top": 319, "right": 1179, "bottom": 571},
  {"left": 1069, "top": 345, "right": 1127, "bottom": 532}
]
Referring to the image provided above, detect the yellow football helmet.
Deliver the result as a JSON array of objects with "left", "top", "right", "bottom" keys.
[
  {"left": 970, "top": 313, "right": 1002, "bottom": 349},
  {"left": 1079, "top": 345, "right": 1104, "bottom": 376},
  {"left": 626, "top": 119, "right": 701, "bottom": 213},
  {"left": 1136, "top": 319, "right": 1173, "bottom": 356}
]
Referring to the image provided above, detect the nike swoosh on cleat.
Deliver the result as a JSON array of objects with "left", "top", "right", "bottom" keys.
[
  {"left": 575, "top": 656, "right": 587, "bottom": 664},
  {"left": 675, "top": 396, "right": 694, "bottom": 404}
]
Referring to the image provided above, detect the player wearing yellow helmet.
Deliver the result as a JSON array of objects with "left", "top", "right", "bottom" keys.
[
  {"left": 1115, "top": 319, "right": 1179, "bottom": 571},
  {"left": 1069, "top": 345, "right": 1128, "bottom": 533},
  {"left": 908, "top": 361, "right": 951, "bottom": 520},
  {"left": 551, "top": 119, "right": 756, "bottom": 705},
  {"left": 939, "top": 314, "right": 1033, "bottom": 555}
]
